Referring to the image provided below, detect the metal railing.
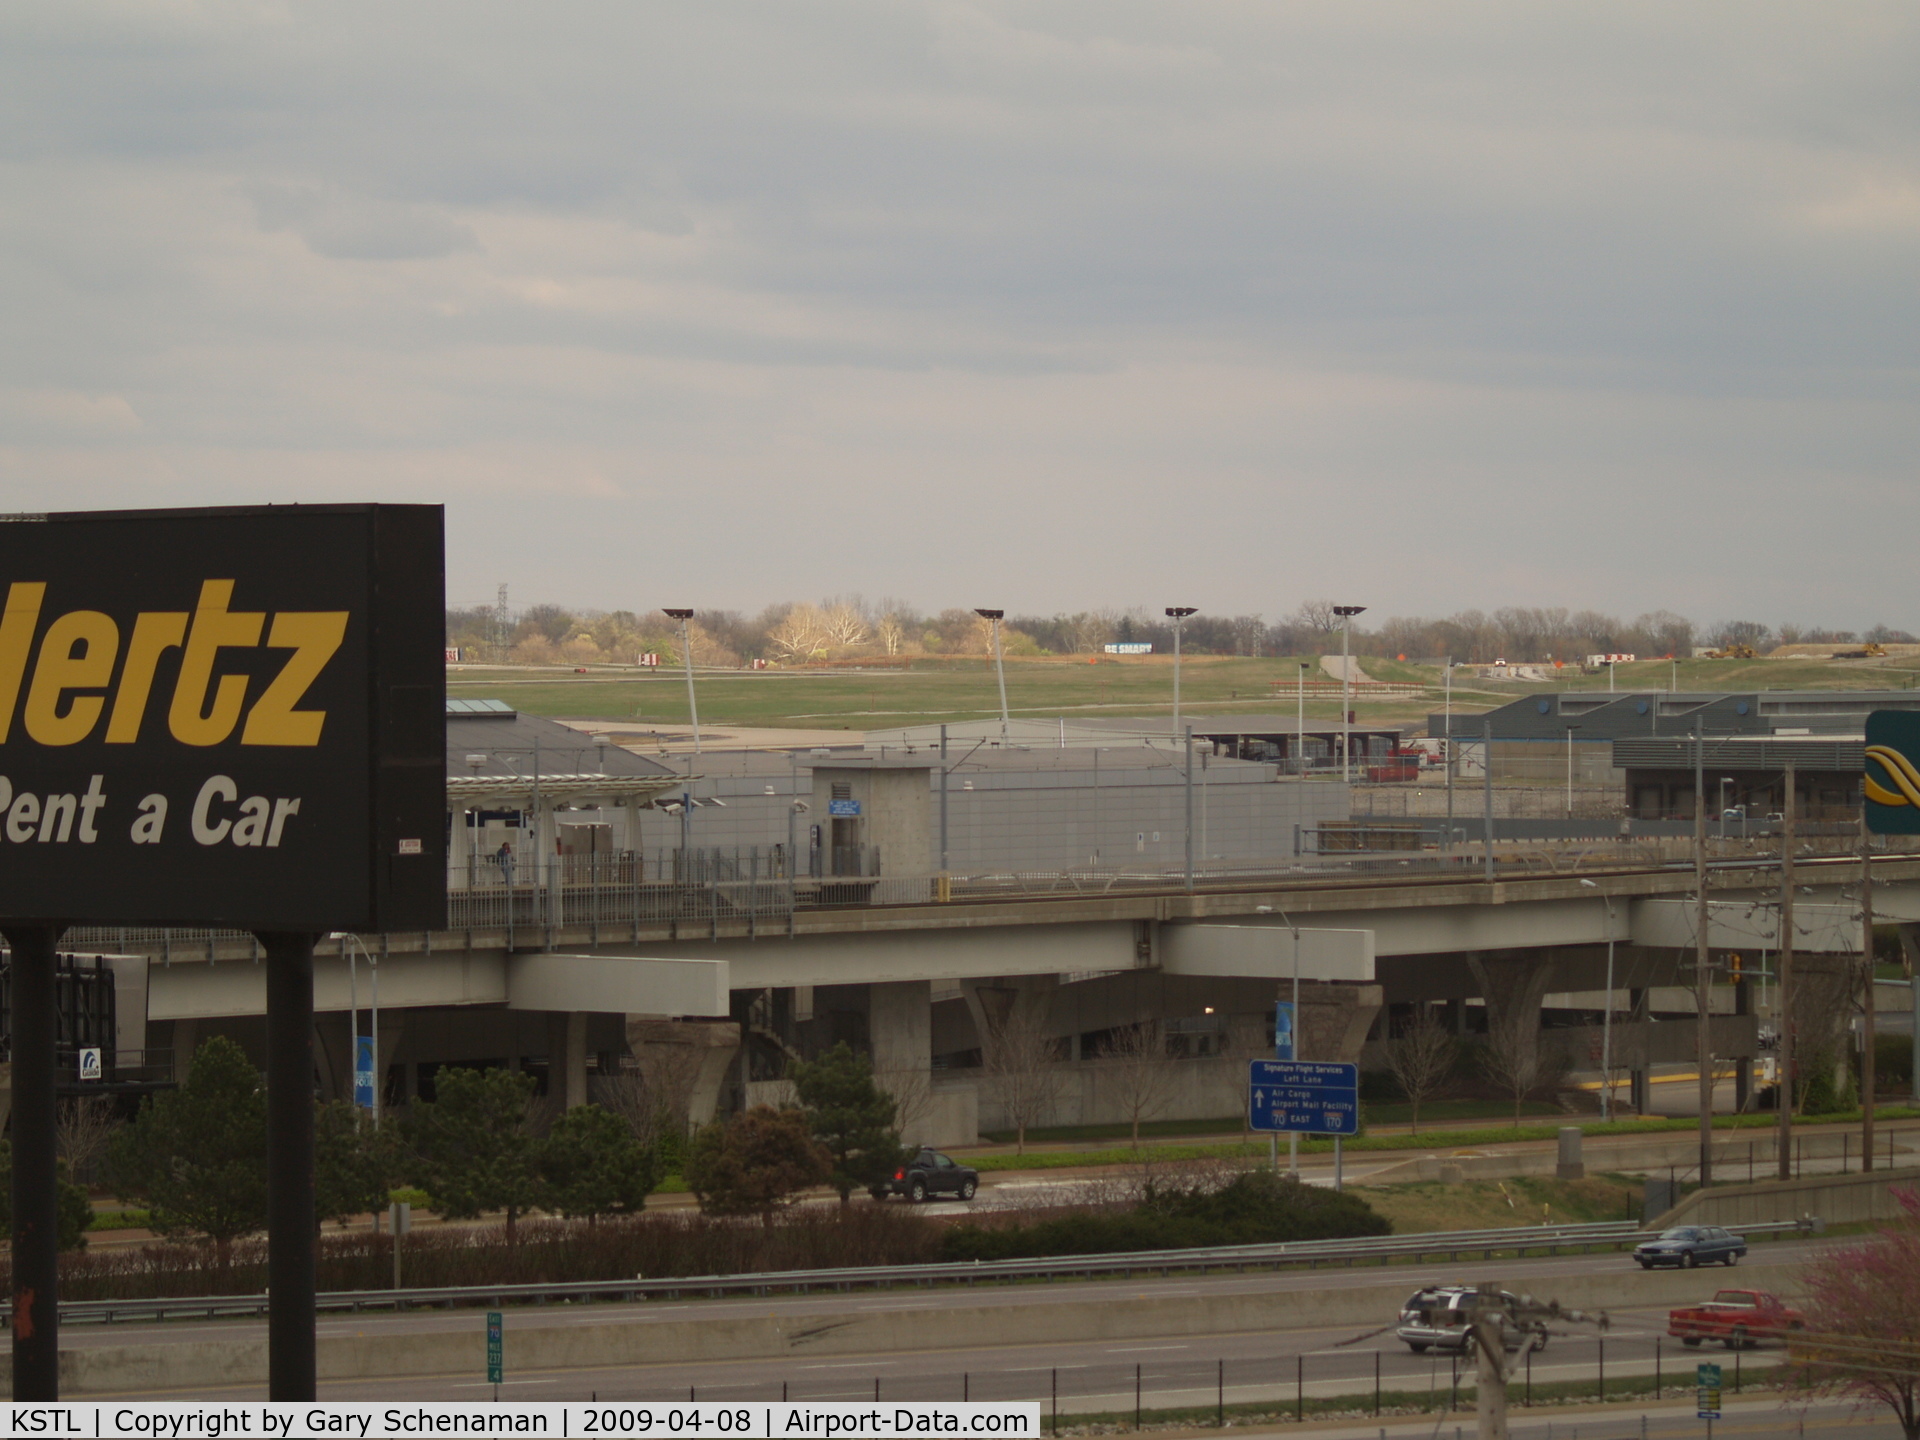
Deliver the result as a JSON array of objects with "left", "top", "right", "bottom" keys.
[
  {"left": 40, "top": 1218, "right": 1817, "bottom": 1326},
  {"left": 61, "top": 842, "right": 1915, "bottom": 956}
]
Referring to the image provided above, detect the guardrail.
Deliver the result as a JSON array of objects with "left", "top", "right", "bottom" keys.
[{"left": 42, "top": 1218, "right": 1819, "bottom": 1326}]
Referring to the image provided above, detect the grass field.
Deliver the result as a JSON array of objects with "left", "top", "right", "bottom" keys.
[
  {"left": 448, "top": 651, "right": 1920, "bottom": 734},
  {"left": 448, "top": 654, "right": 1430, "bottom": 730}
]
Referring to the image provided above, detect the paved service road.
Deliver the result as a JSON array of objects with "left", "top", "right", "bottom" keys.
[{"left": 70, "top": 1239, "right": 1827, "bottom": 1404}]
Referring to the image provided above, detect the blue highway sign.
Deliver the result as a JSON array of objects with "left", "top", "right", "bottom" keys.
[{"left": 1249, "top": 1059, "right": 1360, "bottom": 1135}]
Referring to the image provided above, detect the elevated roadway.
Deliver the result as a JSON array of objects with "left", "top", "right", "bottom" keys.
[{"left": 125, "top": 851, "right": 1920, "bottom": 1017}]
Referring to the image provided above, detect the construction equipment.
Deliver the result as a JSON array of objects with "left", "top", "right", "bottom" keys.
[
  {"left": 1834, "top": 642, "right": 1888, "bottom": 659},
  {"left": 1704, "top": 644, "right": 1758, "bottom": 660}
]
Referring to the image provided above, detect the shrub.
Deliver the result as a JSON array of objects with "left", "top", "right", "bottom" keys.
[
  {"left": 941, "top": 1170, "right": 1389, "bottom": 1262},
  {"left": 4, "top": 1204, "right": 942, "bottom": 1300},
  {"left": 684, "top": 1107, "right": 831, "bottom": 1223}
]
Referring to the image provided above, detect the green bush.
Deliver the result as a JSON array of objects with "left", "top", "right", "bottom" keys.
[
  {"left": 940, "top": 1171, "right": 1389, "bottom": 1262},
  {"left": 1804, "top": 1067, "right": 1858, "bottom": 1116},
  {"left": 1874, "top": 1033, "right": 1914, "bottom": 1091}
]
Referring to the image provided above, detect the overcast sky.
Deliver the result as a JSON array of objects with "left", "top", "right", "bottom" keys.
[{"left": 3, "top": 3, "right": 1915, "bottom": 627}]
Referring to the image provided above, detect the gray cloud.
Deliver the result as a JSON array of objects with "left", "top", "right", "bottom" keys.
[{"left": 0, "top": 2, "right": 1915, "bottom": 622}]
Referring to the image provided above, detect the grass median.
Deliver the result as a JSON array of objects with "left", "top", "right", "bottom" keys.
[{"left": 958, "top": 1108, "right": 1920, "bottom": 1174}]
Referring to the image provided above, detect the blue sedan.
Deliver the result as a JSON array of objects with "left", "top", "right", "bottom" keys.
[{"left": 1634, "top": 1226, "right": 1747, "bottom": 1269}]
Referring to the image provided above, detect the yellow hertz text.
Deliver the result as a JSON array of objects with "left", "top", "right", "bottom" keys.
[
  {"left": 0, "top": 579, "right": 347, "bottom": 749},
  {"left": 1866, "top": 744, "right": 1920, "bottom": 809}
]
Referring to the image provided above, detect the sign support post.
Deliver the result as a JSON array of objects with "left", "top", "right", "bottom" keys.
[
  {"left": 263, "top": 931, "right": 319, "bottom": 1400},
  {"left": 5, "top": 921, "right": 65, "bottom": 1401}
]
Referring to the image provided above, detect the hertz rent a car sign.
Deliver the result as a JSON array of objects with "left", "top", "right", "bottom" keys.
[{"left": 0, "top": 505, "right": 445, "bottom": 932}]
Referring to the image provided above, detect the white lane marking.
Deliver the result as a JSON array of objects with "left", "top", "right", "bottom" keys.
[
  {"left": 448, "top": 1379, "right": 559, "bottom": 1388},
  {"left": 794, "top": 1362, "right": 898, "bottom": 1371},
  {"left": 1005, "top": 1365, "right": 1090, "bottom": 1372},
  {"left": 1106, "top": 1345, "right": 1190, "bottom": 1353}
]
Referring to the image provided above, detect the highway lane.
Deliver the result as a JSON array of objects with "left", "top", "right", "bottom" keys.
[
  {"left": 267, "top": 1301, "right": 1776, "bottom": 1407},
  {"left": 59, "top": 1240, "right": 1823, "bottom": 1403},
  {"left": 50, "top": 1237, "right": 1828, "bottom": 1355}
]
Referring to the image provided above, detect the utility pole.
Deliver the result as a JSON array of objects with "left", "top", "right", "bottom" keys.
[
  {"left": 1695, "top": 722, "right": 1713, "bottom": 1186},
  {"left": 1863, "top": 807, "right": 1877, "bottom": 1170},
  {"left": 1777, "top": 764, "right": 1796, "bottom": 1181}
]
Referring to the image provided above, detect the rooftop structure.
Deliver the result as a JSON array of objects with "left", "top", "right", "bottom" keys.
[{"left": 1435, "top": 689, "right": 1920, "bottom": 743}]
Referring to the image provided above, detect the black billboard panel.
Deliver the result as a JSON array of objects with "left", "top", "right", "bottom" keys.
[{"left": 0, "top": 504, "right": 445, "bottom": 931}]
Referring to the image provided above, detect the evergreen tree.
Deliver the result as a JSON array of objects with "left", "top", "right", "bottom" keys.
[
  {"left": 683, "top": 1106, "right": 830, "bottom": 1224},
  {"left": 406, "top": 1067, "right": 542, "bottom": 1241},
  {"left": 314, "top": 1101, "right": 399, "bottom": 1228},
  {"left": 788, "top": 1043, "right": 904, "bottom": 1203},
  {"left": 539, "top": 1104, "right": 657, "bottom": 1222},
  {"left": 0, "top": 1142, "right": 95, "bottom": 1251},
  {"left": 104, "top": 1034, "right": 268, "bottom": 1272}
]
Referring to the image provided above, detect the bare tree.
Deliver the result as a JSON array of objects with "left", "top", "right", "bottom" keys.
[
  {"left": 981, "top": 999, "right": 1065, "bottom": 1155},
  {"left": 1295, "top": 599, "right": 1339, "bottom": 634},
  {"left": 767, "top": 603, "right": 830, "bottom": 661},
  {"left": 875, "top": 613, "right": 907, "bottom": 656},
  {"left": 1466, "top": 955, "right": 1564, "bottom": 1125},
  {"left": 1380, "top": 1007, "right": 1457, "bottom": 1134},
  {"left": 874, "top": 1065, "right": 935, "bottom": 1147},
  {"left": 819, "top": 600, "right": 871, "bottom": 650},
  {"left": 1098, "top": 1022, "right": 1177, "bottom": 1149},
  {"left": 1477, "top": 1003, "right": 1569, "bottom": 1126},
  {"left": 600, "top": 1030, "right": 713, "bottom": 1146},
  {"left": 56, "top": 1096, "right": 118, "bottom": 1183}
]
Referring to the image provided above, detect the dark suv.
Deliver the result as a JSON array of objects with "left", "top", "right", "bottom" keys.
[{"left": 872, "top": 1148, "right": 979, "bottom": 1203}]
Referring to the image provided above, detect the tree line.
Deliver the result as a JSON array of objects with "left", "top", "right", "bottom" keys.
[
  {"left": 448, "top": 595, "right": 1916, "bottom": 668},
  {"left": 83, "top": 1037, "right": 910, "bottom": 1260}
]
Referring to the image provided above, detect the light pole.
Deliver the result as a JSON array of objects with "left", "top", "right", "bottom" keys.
[
  {"left": 1166, "top": 607, "right": 1196, "bottom": 737},
  {"left": 1333, "top": 606, "right": 1367, "bottom": 782},
  {"left": 975, "top": 609, "right": 1010, "bottom": 744},
  {"left": 662, "top": 609, "right": 701, "bottom": 756},
  {"left": 1565, "top": 726, "right": 1573, "bottom": 816},
  {"left": 335, "top": 933, "right": 380, "bottom": 1125},
  {"left": 1444, "top": 659, "right": 1454, "bottom": 850}
]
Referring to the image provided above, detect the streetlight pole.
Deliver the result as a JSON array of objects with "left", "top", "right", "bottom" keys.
[
  {"left": 1601, "top": 900, "right": 1617, "bottom": 1121},
  {"left": 1333, "top": 606, "right": 1366, "bottom": 782},
  {"left": 1166, "top": 607, "right": 1196, "bottom": 737},
  {"left": 1444, "top": 658, "right": 1454, "bottom": 851},
  {"left": 975, "top": 609, "right": 1010, "bottom": 745},
  {"left": 1695, "top": 720, "right": 1713, "bottom": 1186},
  {"left": 1566, "top": 726, "right": 1575, "bottom": 817},
  {"left": 662, "top": 609, "right": 701, "bottom": 756}
]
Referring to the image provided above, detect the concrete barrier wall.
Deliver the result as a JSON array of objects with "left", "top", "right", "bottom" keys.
[
  {"left": 34, "top": 1260, "right": 1804, "bottom": 1398},
  {"left": 1652, "top": 1165, "right": 1920, "bottom": 1230},
  {"left": 1379, "top": 1125, "right": 1884, "bottom": 1185}
]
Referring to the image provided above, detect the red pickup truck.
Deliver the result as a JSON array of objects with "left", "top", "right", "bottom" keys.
[{"left": 1668, "top": 1290, "right": 1806, "bottom": 1349}]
